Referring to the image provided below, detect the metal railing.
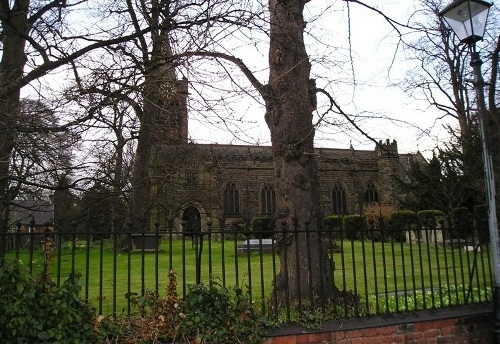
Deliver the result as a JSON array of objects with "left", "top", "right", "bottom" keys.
[{"left": 0, "top": 221, "right": 492, "bottom": 320}]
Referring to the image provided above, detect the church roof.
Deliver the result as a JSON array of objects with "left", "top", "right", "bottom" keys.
[{"left": 159, "top": 142, "right": 379, "bottom": 162}]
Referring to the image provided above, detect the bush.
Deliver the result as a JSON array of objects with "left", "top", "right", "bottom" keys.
[
  {"left": 417, "top": 210, "right": 445, "bottom": 229},
  {"left": 388, "top": 211, "right": 419, "bottom": 242},
  {"left": 102, "top": 271, "right": 265, "bottom": 344},
  {"left": 450, "top": 207, "right": 473, "bottom": 239},
  {"left": 342, "top": 215, "right": 364, "bottom": 240},
  {"left": 363, "top": 203, "right": 397, "bottom": 242},
  {"left": 180, "top": 280, "right": 264, "bottom": 344},
  {"left": 323, "top": 215, "right": 342, "bottom": 230},
  {"left": 389, "top": 211, "right": 418, "bottom": 229},
  {"left": 0, "top": 261, "right": 98, "bottom": 344},
  {"left": 252, "top": 216, "right": 274, "bottom": 238}
]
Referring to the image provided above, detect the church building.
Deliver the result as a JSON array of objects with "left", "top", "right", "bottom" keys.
[{"left": 149, "top": 78, "right": 423, "bottom": 233}]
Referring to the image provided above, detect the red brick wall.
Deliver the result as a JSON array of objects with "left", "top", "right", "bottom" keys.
[{"left": 263, "top": 305, "right": 493, "bottom": 344}]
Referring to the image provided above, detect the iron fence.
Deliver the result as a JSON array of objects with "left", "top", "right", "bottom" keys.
[{"left": 0, "top": 221, "right": 492, "bottom": 321}]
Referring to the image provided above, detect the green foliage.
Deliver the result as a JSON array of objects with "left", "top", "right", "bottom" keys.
[
  {"left": 474, "top": 204, "right": 489, "bottom": 242},
  {"left": 323, "top": 215, "right": 342, "bottom": 240},
  {"left": 417, "top": 210, "right": 445, "bottom": 228},
  {"left": 180, "top": 280, "right": 264, "bottom": 344},
  {"left": 100, "top": 269, "right": 182, "bottom": 343},
  {"left": 385, "top": 211, "right": 419, "bottom": 242},
  {"left": 252, "top": 216, "right": 274, "bottom": 238},
  {"left": 100, "top": 272, "right": 266, "bottom": 344},
  {"left": 450, "top": 207, "right": 473, "bottom": 239},
  {"left": 0, "top": 261, "right": 98, "bottom": 344},
  {"left": 366, "top": 284, "right": 491, "bottom": 313},
  {"left": 323, "top": 215, "right": 342, "bottom": 230},
  {"left": 342, "top": 215, "right": 364, "bottom": 240},
  {"left": 396, "top": 136, "right": 484, "bottom": 213},
  {"left": 389, "top": 211, "right": 418, "bottom": 229}
]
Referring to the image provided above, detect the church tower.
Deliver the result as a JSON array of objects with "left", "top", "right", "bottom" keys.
[
  {"left": 150, "top": 31, "right": 189, "bottom": 146},
  {"left": 153, "top": 76, "right": 189, "bottom": 145},
  {"left": 376, "top": 139, "right": 399, "bottom": 204}
]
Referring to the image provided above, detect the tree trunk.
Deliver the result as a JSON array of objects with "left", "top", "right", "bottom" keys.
[
  {"left": 124, "top": 102, "right": 153, "bottom": 233},
  {"left": 123, "top": 8, "right": 177, "bottom": 233},
  {"left": 0, "top": 1, "right": 29, "bottom": 235},
  {"left": 266, "top": 0, "right": 335, "bottom": 308}
]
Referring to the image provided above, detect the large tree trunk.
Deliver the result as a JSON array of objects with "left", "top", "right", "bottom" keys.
[
  {"left": 124, "top": 100, "right": 153, "bottom": 233},
  {"left": 266, "top": 0, "right": 334, "bottom": 308}
]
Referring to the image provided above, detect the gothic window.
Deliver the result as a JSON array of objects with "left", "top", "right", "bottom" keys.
[
  {"left": 261, "top": 184, "right": 276, "bottom": 215},
  {"left": 223, "top": 181, "right": 240, "bottom": 215},
  {"left": 364, "top": 182, "right": 379, "bottom": 203},
  {"left": 332, "top": 183, "right": 347, "bottom": 214}
]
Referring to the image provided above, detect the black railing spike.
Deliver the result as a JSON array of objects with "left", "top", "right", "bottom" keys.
[{"left": 2, "top": 214, "right": 491, "bottom": 326}]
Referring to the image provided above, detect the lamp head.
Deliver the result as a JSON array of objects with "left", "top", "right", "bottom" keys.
[{"left": 440, "top": 0, "right": 492, "bottom": 45}]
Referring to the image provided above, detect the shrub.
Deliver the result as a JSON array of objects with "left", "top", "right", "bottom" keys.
[
  {"left": 389, "top": 211, "right": 418, "bottom": 229},
  {"left": 342, "top": 215, "right": 364, "bottom": 240},
  {"left": 102, "top": 272, "right": 265, "bottom": 344},
  {"left": 417, "top": 210, "right": 445, "bottom": 229},
  {"left": 323, "top": 215, "right": 342, "bottom": 230},
  {"left": 252, "top": 216, "right": 274, "bottom": 238},
  {"left": 0, "top": 261, "right": 98, "bottom": 344},
  {"left": 323, "top": 215, "right": 342, "bottom": 240},
  {"left": 450, "top": 207, "right": 473, "bottom": 239},
  {"left": 388, "top": 211, "right": 419, "bottom": 242},
  {"left": 363, "top": 203, "right": 397, "bottom": 242},
  {"left": 103, "top": 269, "right": 182, "bottom": 343},
  {"left": 180, "top": 280, "right": 264, "bottom": 344}
]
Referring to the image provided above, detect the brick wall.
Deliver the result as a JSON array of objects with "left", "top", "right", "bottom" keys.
[{"left": 263, "top": 304, "right": 493, "bottom": 344}]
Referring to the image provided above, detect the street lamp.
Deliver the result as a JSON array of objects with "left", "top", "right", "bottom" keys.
[{"left": 440, "top": 0, "right": 500, "bottom": 340}]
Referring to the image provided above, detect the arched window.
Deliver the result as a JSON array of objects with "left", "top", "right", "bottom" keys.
[
  {"left": 364, "top": 182, "right": 379, "bottom": 203},
  {"left": 223, "top": 181, "right": 240, "bottom": 215},
  {"left": 332, "top": 183, "right": 347, "bottom": 214},
  {"left": 261, "top": 184, "right": 276, "bottom": 215}
]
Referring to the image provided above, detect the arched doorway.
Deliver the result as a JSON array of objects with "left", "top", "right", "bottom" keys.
[{"left": 182, "top": 206, "right": 201, "bottom": 234}]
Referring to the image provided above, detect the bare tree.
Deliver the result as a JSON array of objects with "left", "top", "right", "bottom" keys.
[
  {"left": 66, "top": 0, "right": 264, "bottom": 233},
  {"left": 400, "top": 0, "right": 500, "bottom": 201},
  {"left": 0, "top": 0, "right": 153, "bottom": 234},
  {"left": 261, "top": 0, "right": 332, "bottom": 305},
  {"left": 190, "top": 0, "right": 336, "bottom": 305}
]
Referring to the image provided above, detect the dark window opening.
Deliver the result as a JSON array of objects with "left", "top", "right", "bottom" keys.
[
  {"left": 364, "top": 183, "right": 379, "bottom": 203},
  {"left": 223, "top": 181, "right": 240, "bottom": 215},
  {"left": 261, "top": 184, "right": 276, "bottom": 215},
  {"left": 332, "top": 183, "right": 347, "bottom": 214}
]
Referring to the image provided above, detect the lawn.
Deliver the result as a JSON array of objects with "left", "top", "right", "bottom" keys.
[{"left": 4, "top": 236, "right": 492, "bottom": 316}]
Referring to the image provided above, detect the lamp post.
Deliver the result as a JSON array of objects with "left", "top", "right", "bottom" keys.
[{"left": 440, "top": 0, "right": 500, "bottom": 340}]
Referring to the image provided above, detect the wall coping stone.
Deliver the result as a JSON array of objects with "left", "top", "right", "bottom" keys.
[{"left": 264, "top": 302, "right": 492, "bottom": 337}]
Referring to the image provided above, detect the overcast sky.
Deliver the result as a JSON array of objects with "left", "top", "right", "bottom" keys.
[{"left": 184, "top": 1, "right": 456, "bottom": 159}]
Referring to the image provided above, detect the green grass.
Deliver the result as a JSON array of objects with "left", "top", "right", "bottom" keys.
[
  {"left": 7, "top": 238, "right": 277, "bottom": 315},
  {"left": 4, "top": 237, "right": 492, "bottom": 316},
  {"left": 333, "top": 239, "right": 492, "bottom": 315}
]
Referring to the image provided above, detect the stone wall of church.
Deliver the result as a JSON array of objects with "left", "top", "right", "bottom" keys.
[{"left": 151, "top": 142, "right": 403, "bottom": 232}]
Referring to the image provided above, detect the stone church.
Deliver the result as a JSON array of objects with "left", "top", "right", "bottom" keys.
[{"left": 149, "top": 78, "right": 423, "bottom": 233}]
